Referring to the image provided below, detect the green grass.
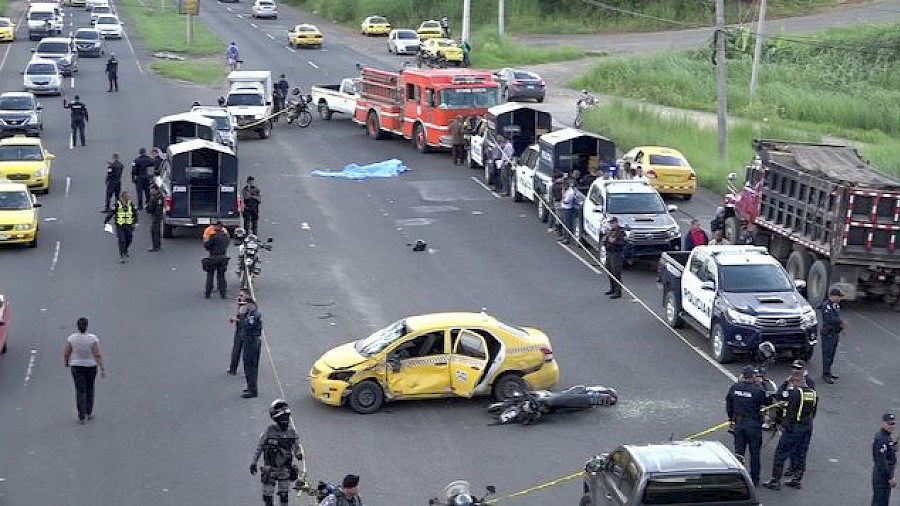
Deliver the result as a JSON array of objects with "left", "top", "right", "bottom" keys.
[
  {"left": 150, "top": 60, "right": 225, "bottom": 85},
  {"left": 0, "top": 0, "right": 9, "bottom": 16},
  {"left": 468, "top": 29, "right": 585, "bottom": 68}
]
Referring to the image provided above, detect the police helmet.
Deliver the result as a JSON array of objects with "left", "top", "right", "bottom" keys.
[
  {"left": 234, "top": 227, "right": 247, "bottom": 240},
  {"left": 269, "top": 399, "right": 291, "bottom": 420}
]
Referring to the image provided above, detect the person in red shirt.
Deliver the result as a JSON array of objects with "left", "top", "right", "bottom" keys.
[{"left": 683, "top": 219, "right": 709, "bottom": 251}]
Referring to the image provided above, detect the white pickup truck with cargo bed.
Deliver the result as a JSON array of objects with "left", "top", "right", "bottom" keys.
[{"left": 310, "top": 78, "right": 359, "bottom": 120}]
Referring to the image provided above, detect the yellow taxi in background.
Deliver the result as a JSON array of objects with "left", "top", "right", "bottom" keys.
[
  {"left": 309, "top": 312, "right": 560, "bottom": 414},
  {"left": 420, "top": 38, "right": 463, "bottom": 65},
  {"left": 618, "top": 145, "right": 697, "bottom": 199},
  {"left": 0, "top": 180, "right": 40, "bottom": 248},
  {"left": 0, "top": 17, "right": 15, "bottom": 42},
  {"left": 417, "top": 20, "right": 443, "bottom": 40},
  {"left": 287, "top": 23, "right": 323, "bottom": 48},
  {"left": 360, "top": 15, "right": 390, "bottom": 36},
  {"left": 0, "top": 136, "right": 54, "bottom": 193}
]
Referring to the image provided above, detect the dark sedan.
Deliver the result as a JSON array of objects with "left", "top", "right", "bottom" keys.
[
  {"left": 495, "top": 68, "right": 546, "bottom": 102},
  {"left": 73, "top": 27, "right": 106, "bottom": 57}
]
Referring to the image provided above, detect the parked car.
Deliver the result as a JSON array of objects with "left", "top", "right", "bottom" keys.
[
  {"left": 190, "top": 105, "right": 238, "bottom": 152},
  {"left": 32, "top": 37, "right": 78, "bottom": 76},
  {"left": 73, "top": 27, "right": 106, "bottom": 57},
  {"left": 416, "top": 20, "right": 443, "bottom": 40},
  {"left": 0, "top": 17, "right": 16, "bottom": 42},
  {"left": 419, "top": 38, "right": 463, "bottom": 66},
  {"left": 0, "top": 180, "right": 41, "bottom": 248},
  {"left": 618, "top": 145, "right": 697, "bottom": 199},
  {"left": 287, "top": 24, "right": 323, "bottom": 48},
  {"left": 95, "top": 15, "right": 123, "bottom": 39},
  {"left": 387, "top": 28, "right": 420, "bottom": 55},
  {"left": 0, "top": 93, "right": 42, "bottom": 138},
  {"left": 251, "top": 0, "right": 277, "bottom": 19},
  {"left": 22, "top": 59, "right": 62, "bottom": 96},
  {"left": 310, "top": 78, "right": 359, "bottom": 120},
  {"left": 0, "top": 136, "right": 55, "bottom": 193},
  {"left": 495, "top": 68, "right": 545, "bottom": 102},
  {"left": 361, "top": 15, "right": 390, "bottom": 36}
]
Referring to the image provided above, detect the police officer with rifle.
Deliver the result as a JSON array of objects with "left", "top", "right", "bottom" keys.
[{"left": 251, "top": 399, "right": 304, "bottom": 506}]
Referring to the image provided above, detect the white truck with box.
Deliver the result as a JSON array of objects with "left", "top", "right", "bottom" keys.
[
  {"left": 224, "top": 71, "right": 273, "bottom": 139},
  {"left": 310, "top": 78, "right": 359, "bottom": 120}
]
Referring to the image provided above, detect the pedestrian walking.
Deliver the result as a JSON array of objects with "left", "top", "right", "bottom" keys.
[
  {"left": 558, "top": 179, "right": 577, "bottom": 245},
  {"left": 203, "top": 220, "right": 230, "bottom": 298},
  {"left": 250, "top": 399, "right": 304, "bottom": 505},
  {"left": 603, "top": 216, "right": 627, "bottom": 299},
  {"left": 820, "top": 287, "right": 843, "bottom": 384},
  {"left": 237, "top": 298, "right": 263, "bottom": 398},
  {"left": 241, "top": 176, "right": 261, "bottom": 235},
  {"left": 498, "top": 136, "right": 514, "bottom": 196},
  {"left": 103, "top": 191, "right": 138, "bottom": 262},
  {"left": 872, "top": 412, "right": 897, "bottom": 506},
  {"left": 105, "top": 54, "right": 118, "bottom": 92},
  {"left": 132, "top": 148, "right": 154, "bottom": 210},
  {"left": 227, "top": 288, "right": 252, "bottom": 375},
  {"left": 727, "top": 366, "right": 769, "bottom": 485},
  {"left": 763, "top": 371, "right": 818, "bottom": 490},
  {"left": 103, "top": 153, "right": 123, "bottom": 212},
  {"left": 63, "top": 95, "right": 88, "bottom": 147},
  {"left": 449, "top": 116, "right": 465, "bottom": 166},
  {"left": 63, "top": 317, "right": 106, "bottom": 424},
  {"left": 145, "top": 183, "right": 164, "bottom": 252}
]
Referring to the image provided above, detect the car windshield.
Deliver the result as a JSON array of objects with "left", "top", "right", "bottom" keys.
[
  {"left": 397, "top": 30, "right": 417, "bottom": 39},
  {"left": 0, "top": 97, "right": 34, "bottom": 110},
  {"left": 26, "top": 63, "right": 56, "bottom": 75},
  {"left": 719, "top": 264, "right": 795, "bottom": 293},
  {"left": 97, "top": 16, "right": 117, "bottom": 24},
  {"left": 92, "top": 6, "right": 110, "bottom": 12},
  {"left": 29, "top": 12, "right": 54, "bottom": 20},
  {"left": 0, "top": 19, "right": 12, "bottom": 27},
  {"left": 76, "top": 30, "right": 100, "bottom": 40},
  {"left": 226, "top": 93, "right": 263, "bottom": 107},
  {"left": 649, "top": 154, "right": 687, "bottom": 166},
  {"left": 36, "top": 42, "right": 68, "bottom": 54},
  {"left": 369, "top": 16, "right": 386, "bottom": 23},
  {"left": 606, "top": 192, "right": 667, "bottom": 214},
  {"left": 439, "top": 88, "right": 501, "bottom": 109},
  {"left": 0, "top": 190, "right": 32, "bottom": 210},
  {"left": 354, "top": 320, "right": 407, "bottom": 357},
  {"left": 207, "top": 116, "right": 230, "bottom": 130},
  {"left": 0, "top": 145, "right": 44, "bottom": 161},
  {"left": 642, "top": 473, "right": 752, "bottom": 504}
]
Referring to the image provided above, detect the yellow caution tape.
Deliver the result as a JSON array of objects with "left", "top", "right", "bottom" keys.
[{"left": 483, "top": 470, "right": 585, "bottom": 504}]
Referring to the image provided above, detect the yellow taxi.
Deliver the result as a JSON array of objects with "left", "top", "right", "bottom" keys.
[
  {"left": 421, "top": 38, "right": 463, "bottom": 65},
  {"left": 360, "top": 15, "right": 390, "bottom": 36},
  {"left": 0, "top": 180, "right": 40, "bottom": 248},
  {"left": 417, "top": 20, "right": 443, "bottom": 40},
  {"left": 0, "top": 136, "right": 54, "bottom": 193},
  {"left": 618, "top": 145, "right": 697, "bottom": 199},
  {"left": 287, "top": 24, "right": 323, "bottom": 48},
  {"left": 309, "top": 312, "right": 560, "bottom": 414},
  {"left": 0, "top": 17, "right": 15, "bottom": 42}
]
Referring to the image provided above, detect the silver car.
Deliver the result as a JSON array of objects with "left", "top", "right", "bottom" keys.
[
  {"left": 22, "top": 59, "right": 62, "bottom": 96},
  {"left": 250, "top": 0, "right": 277, "bottom": 19},
  {"left": 74, "top": 28, "right": 106, "bottom": 57},
  {"left": 387, "top": 29, "right": 420, "bottom": 55}
]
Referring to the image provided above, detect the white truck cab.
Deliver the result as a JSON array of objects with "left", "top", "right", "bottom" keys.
[
  {"left": 27, "top": 3, "right": 64, "bottom": 41},
  {"left": 224, "top": 71, "right": 273, "bottom": 139}
]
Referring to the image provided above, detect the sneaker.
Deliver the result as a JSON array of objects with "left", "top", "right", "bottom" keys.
[
  {"left": 226, "top": 368, "right": 237, "bottom": 375},
  {"left": 604, "top": 289, "right": 615, "bottom": 295}
]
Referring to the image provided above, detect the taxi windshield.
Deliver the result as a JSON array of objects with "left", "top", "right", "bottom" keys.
[
  {"left": 0, "top": 190, "right": 32, "bottom": 210},
  {"left": 0, "top": 145, "right": 43, "bottom": 161},
  {"left": 439, "top": 88, "right": 500, "bottom": 109},
  {"left": 355, "top": 320, "right": 407, "bottom": 357}
]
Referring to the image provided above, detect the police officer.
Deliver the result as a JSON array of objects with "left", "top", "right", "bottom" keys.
[
  {"left": 320, "top": 475, "right": 363, "bottom": 506},
  {"left": 145, "top": 183, "right": 164, "bottom": 252},
  {"left": 227, "top": 288, "right": 251, "bottom": 375},
  {"left": 242, "top": 176, "right": 262, "bottom": 235},
  {"left": 763, "top": 371, "right": 818, "bottom": 490},
  {"left": 726, "top": 366, "right": 769, "bottom": 485},
  {"left": 203, "top": 220, "right": 230, "bottom": 299},
  {"left": 821, "top": 287, "right": 843, "bottom": 384},
  {"left": 103, "top": 191, "right": 138, "bottom": 262},
  {"left": 873, "top": 412, "right": 897, "bottom": 506},
  {"left": 776, "top": 359, "right": 816, "bottom": 395},
  {"left": 273, "top": 74, "right": 289, "bottom": 120},
  {"left": 238, "top": 297, "right": 263, "bottom": 398},
  {"left": 105, "top": 54, "right": 119, "bottom": 92},
  {"left": 250, "top": 399, "right": 304, "bottom": 506},
  {"left": 132, "top": 148, "right": 155, "bottom": 210},
  {"left": 63, "top": 95, "right": 89, "bottom": 147},
  {"left": 103, "top": 153, "right": 124, "bottom": 212},
  {"left": 603, "top": 216, "right": 627, "bottom": 299}
]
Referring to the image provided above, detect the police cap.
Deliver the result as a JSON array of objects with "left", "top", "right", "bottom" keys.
[
  {"left": 829, "top": 287, "right": 843, "bottom": 296},
  {"left": 741, "top": 366, "right": 756, "bottom": 378},
  {"left": 883, "top": 412, "right": 896, "bottom": 424}
]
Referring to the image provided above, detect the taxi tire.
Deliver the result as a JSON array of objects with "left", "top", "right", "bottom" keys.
[
  {"left": 27, "top": 235, "right": 37, "bottom": 248},
  {"left": 348, "top": 380, "right": 384, "bottom": 414},
  {"left": 492, "top": 373, "right": 529, "bottom": 401}
]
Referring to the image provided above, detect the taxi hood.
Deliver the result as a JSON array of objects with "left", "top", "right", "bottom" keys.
[
  {"left": 0, "top": 209, "right": 37, "bottom": 224},
  {"left": 319, "top": 342, "right": 368, "bottom": 370}
]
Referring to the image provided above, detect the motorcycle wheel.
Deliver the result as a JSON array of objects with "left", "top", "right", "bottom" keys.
[
  {"left": 297, "top": 110, "right": 312, "bottom": 128},
  {"left": 239, "top": 267, "right": 250, "bottom": 290}
]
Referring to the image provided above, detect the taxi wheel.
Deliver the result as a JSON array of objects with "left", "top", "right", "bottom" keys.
[
  {"left": 348, "top": 381, "right": 384, "bottom": 414},
  {"left": 492, "top": 373, "right": 529, "bottom": 401}
]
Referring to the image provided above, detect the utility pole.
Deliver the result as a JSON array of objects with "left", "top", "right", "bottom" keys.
[
  {"left": 749, "top": 0, "right": 767, "bottom": 100},
  {"left": 715, "top": 0, "right": 727, "bottom": 159},
  {"left": 461, "top": 0, "right": 471, "bottom": 43},
  {"left": 187, "top": 12, "right": 193, "bottom": 45},
  {"left": 498, "top": 0, "right": 505, "bottom": 38}
]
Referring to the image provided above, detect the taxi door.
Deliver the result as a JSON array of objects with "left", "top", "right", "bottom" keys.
[
  {"left": 681, "top": 251, "right": 714, "bottom": 329},
  {"left": 385, "top": 330, "right": 449, "bottom": 398},
  {"left": 449, "top": 329, "right": 489, "bottom": 397}
]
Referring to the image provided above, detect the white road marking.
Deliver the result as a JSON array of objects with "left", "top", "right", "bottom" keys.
[
  {"left": 225, "top": 6, "right": 232, "bottom": 11},
  {"left": 23, "top": 350, "right": 37, "bottom": 385},
  {"left": 65, "top": 175, "right": 71, "bottom": 196},
  {"left": 266, "top": 33, "right": 274, "bottom": 40},
  {"left": 558, "top": 242, "right": 601, "bottom": 275},
  {"left": 70, "top": 76, "right": 75, "bottom": 88},
  {"left": 286, "top": 46, "right": 295, "bottom": 53},
  {"left": 50, "top": 240, "right": 60, "bottom": 272},
  {"left": 122, "top": 26, "right": 145, "bottom": 74},
  {"left": 307, "top": 60, "right": 318, "bottom": 69},
  {"left": 300, "top": 222, "right": 309, "bottom": 230},
  {"left": 250, "top": 22, "right": 258, "bottom": 28},
  {"left": 849, "top": 309, "right": 900, "bottom": 343},
  {"left": 470, "top": 176, "right": 501, "bottom": 198},
  {"left": 69, "top": 135, "right": 74, "bottom": 150}
]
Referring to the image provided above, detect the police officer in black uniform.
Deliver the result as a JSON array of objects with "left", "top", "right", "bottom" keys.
[
  {"left": 250, "top": 399, "right": 304, "bottom": 506},
  {"left": 63, "top": 95, "right": 89, "bottom": 147},
  {"left": 603, "top": 216, "right": 627, "bottom": 299},
  {"left": 132, "top": 148, "right": 155, "bottom": 210},
  {"left": 726, "top": 366, "right": 769, "bottom": 485},
  {"left": 238, "top": 297, "right": 263, "bottom": 398},
  {"left": 105, "top": 54, "right": 119, "bottom": 92},
  {"left": 145, "top": 184, "right": 164, "bottom": 252},
  {"left": 821, "top": 287, "right": 843, "bottom": 384},
  {"left": 203, "top": 221, "right": 230, "bottom": 299},
  {"left": 873, "top": 412, "right": 897, "bottom": 506},
  {"left": 104, "top": 153, "right": 124, "bottom": 212},
  {"left": 763, "top": 371, "right": 818, "bottom": 490}
]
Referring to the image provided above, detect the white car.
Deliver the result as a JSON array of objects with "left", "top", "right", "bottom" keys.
[
  {"left": 22, "top": 59, "right": 62, "bottom": 96},
  {"left": 387, "top": 29, "right": 420, "bottom": 55},
  {"left": 95, "top": 15, "right": 123, "bottom": 39},
  {"left": 250, "top": 0, "right": 277, "bottom": 19},
  {"left": 90, "top": 4, "right": 113, "bottom": 24}
]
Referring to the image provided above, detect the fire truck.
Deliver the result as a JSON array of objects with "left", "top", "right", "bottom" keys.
[{"left": 353, "top": 66, "right": 501, "bottom": 152}]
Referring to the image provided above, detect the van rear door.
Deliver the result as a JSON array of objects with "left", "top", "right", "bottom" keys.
[
  {"left": 217, "top": 151, "right": 239, "bottom": 220},
  {"left": 164, "top": 158, "right": 190, "bottom": 219}
]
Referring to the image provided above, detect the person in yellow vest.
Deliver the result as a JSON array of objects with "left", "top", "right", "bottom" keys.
[{"left": 104, "top": 190, "right": 138, "bottom": 263}]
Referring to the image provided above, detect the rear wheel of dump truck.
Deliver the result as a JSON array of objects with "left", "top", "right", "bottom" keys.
[
  {"left": 807, "top": 259, "right": 831, "bottom": 307},
  {"left": 163, "top": 225, "right": 174, "bottom": 238}
]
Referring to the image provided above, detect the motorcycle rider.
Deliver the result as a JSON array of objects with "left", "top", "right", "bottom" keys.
[
  {"left": 320, "top": 475, "right": 363, "bottom": 506},
  {"left": 250, "top": 399, "right": 304, "bottom": 506},
  {"left": 726, "top": 366, "right": 769, "bottom": 485}
]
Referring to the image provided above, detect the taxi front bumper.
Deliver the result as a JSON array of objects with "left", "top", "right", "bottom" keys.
[
  {"left": 0, "top": 228, "right": 36, "bottom": 244},
  {"left": 308, "top": 375, "right": 352, "bottom": 407}
]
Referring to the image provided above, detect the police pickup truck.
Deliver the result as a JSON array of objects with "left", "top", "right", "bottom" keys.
[{"left": 658, "top": 245, "right": 817, "bottom": 363}]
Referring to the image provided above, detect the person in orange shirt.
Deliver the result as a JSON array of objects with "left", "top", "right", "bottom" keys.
[{"left": 202, "top": 218, "right": 230, "bottom": 242}]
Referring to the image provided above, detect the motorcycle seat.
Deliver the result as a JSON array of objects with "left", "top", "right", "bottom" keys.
[{"left": 543, "top": 393, "right": 592, "bottom": 410}]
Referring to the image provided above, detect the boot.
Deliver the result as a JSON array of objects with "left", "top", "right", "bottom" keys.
[
  {"left": 263, "top": 495, "right": 274, "bottom": 506},
  {"left": 762, "top": 479, "right": 781, "bottom": 490},
  {"left": 785, "top": 471, "right": 803, "bottom": 489}
]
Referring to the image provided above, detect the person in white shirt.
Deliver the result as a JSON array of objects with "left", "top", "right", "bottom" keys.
[{"left": 63, "top": 317, "right": 106, "bottom": 424}]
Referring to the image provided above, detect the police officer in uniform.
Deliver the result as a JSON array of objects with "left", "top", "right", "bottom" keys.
[
  {"left": 603, "top": 216, "right": 627, "bottom": 299},
  {"left": 821, "top": 287, "right": 843, "bottom": 384},
  {"left": 104, "top": 191, "right": 138, "bottom": 262},
  {"left": 872, "top": 412, "right": 897, "bottom": 506},
  {"left": 104, "top": 153, "right": 124, "bottom": 212},
  {"left": 763, "top": 371, "right": 818, "bottom": 490},
  {"left": 63, "top": 95, "right": 89, "bottom": 147},
  {"left": 250, "top": 399, "right": 304, "bottom": 506},
  {"left": 203, "top": 221, "right": 230, "bottom": 298},
  {"left": 726, "top": 366, "right": 769, "bottom": 485},
  {"left": 132, "top": 148, "right": 155, "bottom": 210},
  {"left": 145, "top": 184, "right": 164, "bottom": 252},
  {"left": 237, "top": 297, "right": 262, "bottom": 398},
  {"left": 320, "top": 475, "right": 363, "bottom": 506},
  {"left": 105, "top": 54, "right": 119, "bottom": 92},
  {"left": 242, "top": 176, "right": 262, "bottom": 235}
]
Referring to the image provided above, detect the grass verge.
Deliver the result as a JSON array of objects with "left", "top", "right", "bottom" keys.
[
  {"left": 0, "top": 0, "right": 9, "bottom": 16},
  {"left": 469, "top": 29, "right": 585, "bottom": 68},
  {"left": 151, "top": 59, "right": 225, "bottom": 85}
]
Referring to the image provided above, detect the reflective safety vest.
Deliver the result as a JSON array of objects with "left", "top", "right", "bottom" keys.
[
  {"left": 115, "top": 201, "right": 135, "bottom": 226},
  {"left": 796, "top": 387, "right": 817, "bottom": 423}
]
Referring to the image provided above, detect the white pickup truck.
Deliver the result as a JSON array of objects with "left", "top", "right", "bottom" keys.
[
  {"left": 310, "top": 78, "right": 359, "bottom": 120},
  {"left": 224, "top": 71, "right": 273, "bottom": 139}
]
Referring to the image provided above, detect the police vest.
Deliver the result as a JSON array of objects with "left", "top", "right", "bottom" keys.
[
  {"left": 795, "top": 387, "right": 817, "bottom": 423},
  {"left": 262, "top": 425, "right": 297, "bottom": 468},
  {"left": 115, "top": 202, "right": 135, "bottom": 226}
]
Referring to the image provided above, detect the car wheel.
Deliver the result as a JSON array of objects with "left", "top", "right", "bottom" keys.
[
  {"left": 711, "top": 322, "right": 734, "bottom": 363},
  {"left": 318, "top": 102, "right": 332, "bottom": 120},
  {"left": 492, "top": 373, "right": 529, "bottom": 401},
  {"left": 537, "top": 96, "right": 544, "bottom": 103},
  {"left": 163, "top": 224, "right": 174, "bottom": 238},
  {"left": 259, "top": 120, "right": 271, "bottom": 139},
  {"left": 664, "top": 290, "right": 684, "bottom": 328},
  {"left": 348, "top": 380, "right": 384, "bottom": 414},
  {"left": 366, "top": 111, "right": 384, "bottom": 140}
]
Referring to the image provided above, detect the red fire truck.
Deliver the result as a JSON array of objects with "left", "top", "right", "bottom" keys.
[{"left": 353, "top": 67, "right": 501, "bottom": 152}]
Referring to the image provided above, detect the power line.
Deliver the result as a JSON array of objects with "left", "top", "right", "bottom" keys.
[{"left": 578, "top": 0, "right": 705, "bottom": 28}]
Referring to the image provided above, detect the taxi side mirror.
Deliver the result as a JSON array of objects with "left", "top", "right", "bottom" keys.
[{"left": 33, "top": 202, "right": 42, "bottom": 208}]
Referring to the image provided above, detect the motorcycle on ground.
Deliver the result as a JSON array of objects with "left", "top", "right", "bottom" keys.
[
  {"left": 428, "top": 481, "right": 495, "bottom": 506},
  {"left": 286, "top": 87, "right": 314, "bottom": 128},
  {"left": 234, "top": 230, "right": 273, "bottom": 290},
  {"left": 573, "top": 90, "right": 597, "bottom": 128},
  {"left": 488, "top": 384, "right": 618, "bottom": 425}
]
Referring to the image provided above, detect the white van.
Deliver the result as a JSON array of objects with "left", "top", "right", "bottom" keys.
[{"left": 27, "top": 4, "right": 64, "bottom": 41}]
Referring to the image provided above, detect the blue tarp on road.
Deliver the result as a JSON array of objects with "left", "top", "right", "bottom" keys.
[{"left": 311, "top": 159, "right": 409, "bottom": 180}]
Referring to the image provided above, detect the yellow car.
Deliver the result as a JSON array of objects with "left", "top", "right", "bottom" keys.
[
  {"left": 420, "top": 38, "right": 463, "bottom": 65},
  {"left": 618, "top": 145, "right": 697, "bottom": 199},
  {"left": 0, "top": 137, "right": 54, "bottom": 193},
  {"left": 0, "top": 180, "right": 40, "bottom": 248},
  {"left": 360, "top": 15, "right": 390, "bottom": 36},
  {"left": 417, "top": 20, "right": 444, "bottom": 40},
  {"left": 0, "top": 17, "right": 15, "bottom": 42},
  {"left": 287, "top": 24, "right": 323, "bottom": 48},
  {"left": 309, "top": 312, "right": 560, "bottom": 413}
]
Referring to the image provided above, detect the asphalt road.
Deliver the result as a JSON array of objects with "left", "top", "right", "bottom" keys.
[{"left": 0, "top": 1, "right": 898, "bottom": 505}]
